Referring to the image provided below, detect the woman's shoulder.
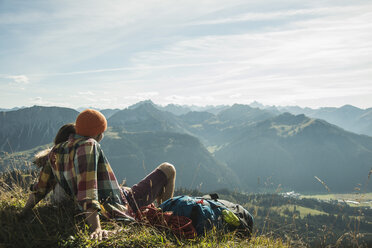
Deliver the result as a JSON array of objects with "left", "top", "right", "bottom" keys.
[
  {"left": 70, "top": 134, "right": 98, "bottom": 146},
  {"left": 72, "top": 135, "right": 103, "bottom": 152},
  {"left": 51, "top": 135, "right": 101, "bottom": 155}
]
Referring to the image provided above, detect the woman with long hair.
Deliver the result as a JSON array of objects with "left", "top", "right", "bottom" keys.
[
  {"left": 21, "top": 110, "right": 176, "bottom": 240},
  {"left": 33, "top": 123, "right": 76, "bottom": 168}
]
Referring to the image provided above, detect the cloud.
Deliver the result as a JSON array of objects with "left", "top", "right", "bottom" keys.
[
  {"left": 124, "top": 91, "right": 159, "bottom": 101},
  {"left": 127, "top": 3, "right": 372, "bottom": 102},
  {"left": 186, "top": 4, "right": 372, "bottom": 25},
  {"left": 28, "top": 96, "right": 76, "bottom": 108},
  {"left": 29, "top": 96, "right": 54, "bottom": 106},
  {"left": 99, "top": 98, "right": 113, "bottom": 103},
  {"left": 73, "top": 95, "right": 96, "bottom": 102},
  {"left": 0, "top": 75, "right": 30, "bottom": 90},
  {"left": 164, "top": 95, "right": 215, "bottom": 106},
  {"left": 229, "top": 93, "right": 242, "bottom": 99},
  {"left": 0, "top": 0, "right": 248, "bottom": 73},
  {"left": 1, "top": 1, "right": 372, "bottom": 108},
  {"left": 24, "top": 61, "right": 250, "bottom": 78},
  {"left": 31, "top": 97, "right": 42, "bottom": 103},
  {"left": 137, "top": 92, "right": 159, "bottom": 97},
  {"left": 6, "top": 75, "right": 30, "bottom": 84},
  {"left": 78, "top": 91, "right": 95, "bottom": 96}
]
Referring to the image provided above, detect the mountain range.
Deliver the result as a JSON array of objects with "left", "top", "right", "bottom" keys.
[
  {"left": 8, "top": 100, "right": 370, "bottom": 136},
  {"left": 215, "top": 113, "right": 372, "bottom": 192},
  {"left": 0, "top": 106, "right": 78, "bottom": 152},
  {"left": 1, "top": 102, "right": 371, "bottom": 193},
  {"left": 277, "top": 104, "right": 372, "bottom": 137}
]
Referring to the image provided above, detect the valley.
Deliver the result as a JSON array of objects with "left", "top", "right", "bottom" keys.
[{"left": 1, "top": 101, "right": 372, "bottom": 194}]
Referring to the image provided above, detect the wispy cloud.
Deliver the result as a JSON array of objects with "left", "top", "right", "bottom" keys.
[
  {"left": 229, "top": 93, "right": 243, "bottom": 99},
  {"left": 0, "top": 0, "right": 247, "bottom": 72},
  {"left": 164, "top": 95, "right": 215, "bottom": 106},
  {"left": 4, "top": 75, "right": 30, "bottom": 84},
  {"left": 124, "top": 91, "right": 159, "bottom": 101},
  {"left": 186, "top": 4, "right": 372, "bottom": 25},
  {"left": 20, "top": 62, "right": 230, "bottom": 77},
  {"left": 78, "top": 91, "right": 95, "bottom": 96},
  {"left": 30, "top": 97, "right": 43, "bottom": 104},
  {"left": 29, "top": 96, "right": 71, "bottom": 107},
  {"left": 126, "top": 3, "right": 372, "bottom": 107},
  {"left": 1, "top": 1, "right": 372, "bottom": 108}
]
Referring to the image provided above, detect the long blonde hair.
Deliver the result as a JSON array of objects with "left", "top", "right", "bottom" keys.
[{"left": 33, "top": 123, "right": 76, "bottom": 168}]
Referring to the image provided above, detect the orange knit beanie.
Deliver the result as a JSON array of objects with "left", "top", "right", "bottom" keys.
[{"left": 75, "top": 109, "right": 107, "bottom": 137}]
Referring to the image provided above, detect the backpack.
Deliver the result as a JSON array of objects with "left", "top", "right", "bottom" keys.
[
  {"left": 159, "top": 194, "right": 254, "bottom": 236},
  {"left": 135, "top": 204, "right": 197, "bottom": 239}
]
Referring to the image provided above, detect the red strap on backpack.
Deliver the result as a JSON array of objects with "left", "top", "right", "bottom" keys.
[{"left": 135, "top": 204, "right": 197, "bottom": 239}]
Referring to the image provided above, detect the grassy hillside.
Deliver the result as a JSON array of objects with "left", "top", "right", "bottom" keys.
[
  {"left": 0, "top": 170, "right": 288, "bottom": 248},
  {"left": 2, "top": 169, "right": 372, "bottom": 247}
]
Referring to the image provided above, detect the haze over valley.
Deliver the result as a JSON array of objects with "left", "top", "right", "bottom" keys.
[{"left": 1, "top": 101, "right": 371, "bottom": 194}]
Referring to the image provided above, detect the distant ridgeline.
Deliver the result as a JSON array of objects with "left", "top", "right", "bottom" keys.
[{"left": 1, "top": 101, "right": 372, "bottom": 193}]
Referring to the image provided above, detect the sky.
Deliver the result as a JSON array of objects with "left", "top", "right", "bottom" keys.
[{"left": 0, "top": 0, "right": 372, "bottom": 110}]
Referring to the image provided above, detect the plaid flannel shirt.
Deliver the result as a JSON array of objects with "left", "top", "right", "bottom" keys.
[{"left": 32, "top": 134, "right": 129, "bottom": 215}]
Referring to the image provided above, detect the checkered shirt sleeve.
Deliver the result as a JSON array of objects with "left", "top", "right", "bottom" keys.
[{"left": 31, "top": 161, "right": 56, "bottom": 198}]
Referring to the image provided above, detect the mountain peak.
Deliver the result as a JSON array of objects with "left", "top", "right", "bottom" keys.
[
  {"left": 340, "top": 104, "right": 359, "bottom": 109},
  {"left": 219, "top": 104, "right": 253, "bottom": 115},
  {"left": 339, "top": 104, "right": 363, "bottom": 113},
  {"left": 137, "top": 101, "right": 159, "bottom": 112},
  {"left": 231, "top": 103, "right": 253, "bottom": 109},
  {"left": 249, "top": 101, "right": 265, "bottom": 109},
  {"left": 128, "top": 100, "right": 155, "bottom": 110},
  {"left": 271, "top": 112, "right": 310, "bottom": 126}
]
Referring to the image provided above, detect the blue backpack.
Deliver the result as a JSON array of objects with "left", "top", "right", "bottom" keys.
[{"left": 159, "top": 194, "right": 254, "bottom": 236}]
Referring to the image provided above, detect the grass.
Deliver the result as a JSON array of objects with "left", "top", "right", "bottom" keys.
[
  {"left": 0, "top": 172, "right": 289, "bottom": 248},
  {"left": 2, "top": 166, "right": 371, "bottom": 247}
]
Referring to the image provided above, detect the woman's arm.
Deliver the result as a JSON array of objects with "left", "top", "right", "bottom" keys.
[
  {"left": 20, "top": 193, "right": 43, "bottom": 216},
  {"left": 26, "top": 157, "right": 56, "bottom": 214},
  {"left": 85, "top": 208, "right": 115, "bottom": 240}
]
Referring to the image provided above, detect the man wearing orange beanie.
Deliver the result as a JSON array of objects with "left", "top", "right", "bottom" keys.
[{"left": 27, "top": 109, "right": 176, "bottom": 240}]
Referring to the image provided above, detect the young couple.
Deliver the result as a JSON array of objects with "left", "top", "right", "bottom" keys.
[{"left": 22, "top": 109, "right": 176, "bottom": 240}]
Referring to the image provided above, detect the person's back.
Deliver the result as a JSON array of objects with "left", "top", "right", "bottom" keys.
[
  {"left": 47, "top": 133, "right": 128, "bottom": 216},
  {"left": 32, "top": 110, "right": 130, "bottom": 218},
  {"left": 32, "top": 123, "right": 76, "bottom": 204},
  {"left": 23, "top": 109, "right": 176, "bottom": 240}
]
